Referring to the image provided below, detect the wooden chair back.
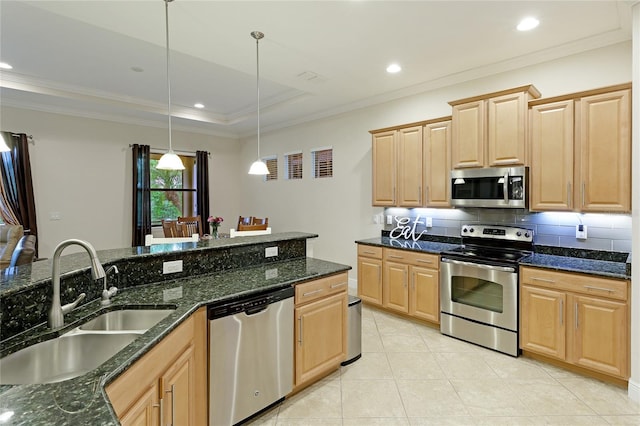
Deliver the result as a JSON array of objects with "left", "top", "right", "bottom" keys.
[
  {"left": 252, "top": 217, "right": 268, "bottom": 226},
  {"left": 177, "top": 215, "right": 203, "bottom": 237},
  {"left": 238, "top": 216, "right": 253, "bottom": 228},
  {"left": 161, "top": 220, "right": 187, "bottom": 237},
  {"left": 237, "top": 217, "right": 268, "bottom": 231}
]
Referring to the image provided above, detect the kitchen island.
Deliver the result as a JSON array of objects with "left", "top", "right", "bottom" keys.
[{"left": 0, "top": 232, "right": 351, "bottom": 425}]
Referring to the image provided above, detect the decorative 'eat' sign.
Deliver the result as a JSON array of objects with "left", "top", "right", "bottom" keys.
[{"left": 389, "top": 215, "right": 427, "bottom": 241}]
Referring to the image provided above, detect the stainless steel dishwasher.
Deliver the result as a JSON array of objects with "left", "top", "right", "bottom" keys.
[{"left": 208, "top": 286, "right": 294, "bottom": 426}]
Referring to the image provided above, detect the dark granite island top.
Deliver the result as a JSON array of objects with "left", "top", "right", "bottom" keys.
[{"left": 0, "top": 233, "right": 351, "bottom": 425}]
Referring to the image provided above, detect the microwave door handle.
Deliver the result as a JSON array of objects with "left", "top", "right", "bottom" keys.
[
  {"left": 441, "top": 257, "right": 516, "bottom": 273},
  {"left": 503, "top": 171, "right": 509, "bottom": 203}
]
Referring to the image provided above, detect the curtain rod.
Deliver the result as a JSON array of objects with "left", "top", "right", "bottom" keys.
[{"left": 128, "top": 144, "right": 210, "bottom": 157}]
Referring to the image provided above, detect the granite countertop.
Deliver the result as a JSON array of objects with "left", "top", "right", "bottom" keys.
[
  {"left": 0, "top": 256, "right": 351, "bottom": 425},
  {"left": 0, "top": 232, "right": 318, "bottom": 297},
  {"left": 356, "top": 236, "right": 630, "bottom": 280}
]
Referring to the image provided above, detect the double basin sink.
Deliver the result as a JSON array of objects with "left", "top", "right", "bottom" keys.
[{"left": 0, "top": 308, "right": 175, "bottom": 385}]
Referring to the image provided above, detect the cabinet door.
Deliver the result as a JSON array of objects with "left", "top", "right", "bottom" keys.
[
  {"left": 383, "top": 261, "right": 409, "bottom": 313},
  {"left": 451, "top": 100, "right": 485, "bottom": 169},
  {"left": 570, "top": 295, "right": 628, "bottom": 378},
  {"left": 118, "top": 384, "right": 159, "bottom": 426},
  {"left": 372, "top": 131, "right": 397, "bottom": 206},
  {"left": 161, "top": 345, "right": 196, "bottom": 426},
  {"left": 295, "top": 292, "right": 347, "bottom": 386},
  {"left": 487, "top": 91, "right": 527, "bottom": 166},
  {"left": 577, "top": 89, "right": 631, "bottom": 212},
  {"left": 397, "top": 126, "right": 423, "bottom": 206},
  {"left": 529, "top": 100, "right": 574, "bottom": 211},
  {"left": 423, "top": 120, "right": 451, "bottom": 207},
  {"left": 409, "top": 265, "right": 439, "bottom": 323},
  {"left": 520, "top": 285, "right": 566, "bottom": 360},
  {"left": 357, "top": 256, "right": 382, "bottom": 306}
]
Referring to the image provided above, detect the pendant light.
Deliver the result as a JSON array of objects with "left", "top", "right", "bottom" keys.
[
  {"left": 248, "top": 31, "right": 269, "bottom": 175},
  {"left": 156, "top": 0, "right": 185, "bottom": 170}
]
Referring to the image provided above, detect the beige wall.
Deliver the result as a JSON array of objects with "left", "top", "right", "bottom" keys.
[
  {"left": 0, "top": 109, "right": 241, "bottom": 257},
  {"left": 239, "top": 41, "right": 632, "bottom": 278}
]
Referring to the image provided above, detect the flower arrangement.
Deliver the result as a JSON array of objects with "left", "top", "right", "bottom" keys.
[{"left": 207, "top": 216, "right": 223, "bottom": 238}]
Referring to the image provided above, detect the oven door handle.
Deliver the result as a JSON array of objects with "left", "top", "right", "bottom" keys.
[{"left": 441, "top": 257, "right": 516, "bottom": 273}]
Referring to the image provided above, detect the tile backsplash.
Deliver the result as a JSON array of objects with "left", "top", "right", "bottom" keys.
[{"left": 383, "top": 208, "right": 632, "bottom": 253}]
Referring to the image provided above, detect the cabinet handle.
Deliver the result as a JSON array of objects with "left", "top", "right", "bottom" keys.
[
  {"left": 363, "top": 250, "right": 377, "bottom": 255},
  {"left": 531, "top": 277, "right": 555, "bottom": 283},
  {"left": 331, "top": 282, "right": 347, "bottom": 289},
  {"left": 154, "top": 399, "right": 164, "bottom": 426},
  {"left": 404, "top": 270, "right": 408, "bottom": 288},
  {"left": 425, "top": 186, "right": 429, "bottom": 204},
  {"left": 298, "top": 317, "right": 303, "bottom": 345},
  {"left": 575, "top": 302, "right": 579, "bottom": 329},
  {"left": 303, "top": 289, "right": 323, "bottom": 297},
  {"left": 583, "top": 285, "right": 614, "bottom": 293},
  {"left": 166, "top": 384, "right": 175, "bottom": 426},
  {"left": 389, "top": 255, "right": 404, "bottom": 259},
  {"left": 418, "top": 185, "right": 422, "bottom": 204},
  {"left": 567, "top": 182, "right": 571, "bottom": 208},
  {"left": 416, "top": 259, "right": 433, "bottom": 264},
  {"left": 581, "top": 182, "right": 585, "bottom": 207},
  {"left": 559, "top": 300, "right": 564, "bottom": 326}
]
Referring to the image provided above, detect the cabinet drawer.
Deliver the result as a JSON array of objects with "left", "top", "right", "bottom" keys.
[
  {"left": 358, "top": 245, "right": 383, "bottom": 259},
  {"left": 384, "top": 248, "right": 439, "bottom": 269},
  {"left": 295, "top": 272, "right": 349, "bottom": 305},
  {"left": 520, "top": 267, "right": 628, "bottom": 301}
]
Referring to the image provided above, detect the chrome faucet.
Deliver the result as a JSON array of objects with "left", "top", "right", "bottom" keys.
[
  {"left": 101, "top": 265, "right": 119, "bottom": 306},
  {"left": 49, "top": 239, "right": 106, "bottom": 329}
]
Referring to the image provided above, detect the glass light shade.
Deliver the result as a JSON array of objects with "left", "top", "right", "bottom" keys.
[
  {"left": 156, "top": 150, "right": 185, "bottom": 170},
  {"left": 248, "top": 159, "right": 269, "bottom": 175},
  {"left": 0, "top": 134, "right": 10, "bottom": 152}
]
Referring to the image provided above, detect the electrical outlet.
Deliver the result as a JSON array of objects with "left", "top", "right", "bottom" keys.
[
  {"left": 425, "top": 217, "right": 433, "bottom": 227},
  {"left": 386, "top": 215, "right": 393, "bottom": 225},
  {"left": 265, "top": 246, "right": 278, "bottom": 257},
  {"left": 163, "top": 260, "right": 183, "bottom": 274},
  {"left": 575, "top": 224, "right": 588, "bottom": 240}
]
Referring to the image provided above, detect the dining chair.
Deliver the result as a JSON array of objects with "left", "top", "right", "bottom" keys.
[
  {"left": 161, "top": 220, "right": 187, "bottom": 237},
  {"left": 177, "top": 215, "right": 203, "bottom": 237}
]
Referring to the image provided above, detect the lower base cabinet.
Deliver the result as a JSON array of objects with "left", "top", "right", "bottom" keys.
[
  {"left": 520, "top": 267, "right": 629, "bottom": 380},
  {"left": 294, "top": 273, "right": 348, "bottom": 390},
  {"left": 106, "top": 307, "right": 207, "bottom": 426}
]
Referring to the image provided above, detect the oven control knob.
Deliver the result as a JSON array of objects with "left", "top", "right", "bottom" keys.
[
  {"left": 516, "top": 231, "right": 522, "bottom": 237},
  {"left": 469, "top": 228, "right": 474, "bottom": 233},
  {"left": 462, "top": 228, "right": 468, "bottom": 233},
  {"left": 525, "top": 232, "right": 530, "bottom": 238}
]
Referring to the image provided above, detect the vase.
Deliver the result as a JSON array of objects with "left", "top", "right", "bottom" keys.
[{"left": 210, "top": 224, "right": 219, "bottom": 239}]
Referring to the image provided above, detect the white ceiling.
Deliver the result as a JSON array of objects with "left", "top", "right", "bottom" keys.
[{"left": 0, "top": 1, "right": 633, "bottom": 138}]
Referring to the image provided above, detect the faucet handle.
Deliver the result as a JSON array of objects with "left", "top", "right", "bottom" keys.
[{"left": 61, "top": 292, "right": 86, "bottom": 315}]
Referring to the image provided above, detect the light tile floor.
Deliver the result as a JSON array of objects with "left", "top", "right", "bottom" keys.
[{"left": 248, "top": 305, "right": 640, "bottom": 426}]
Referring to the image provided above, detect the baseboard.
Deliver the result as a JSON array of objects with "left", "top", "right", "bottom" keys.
[{"left": 628, "top": 377, "right": 640, "bottom": 403}]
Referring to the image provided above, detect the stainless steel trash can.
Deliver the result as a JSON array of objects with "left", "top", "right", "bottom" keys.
[{"left": 341, "top": 295, "right": 362, "bottom": 366}]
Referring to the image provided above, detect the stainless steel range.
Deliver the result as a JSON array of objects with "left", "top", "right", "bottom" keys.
[{"left": 440, "top": 224, "right": 534, "bottom": 356}]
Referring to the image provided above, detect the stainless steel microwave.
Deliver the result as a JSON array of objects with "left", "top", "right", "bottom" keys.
[{"left": 450, "top": 166, "right": 528, "bottom": 209}]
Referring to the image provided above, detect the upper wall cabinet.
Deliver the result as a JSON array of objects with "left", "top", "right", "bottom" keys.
[
  {"left": 371, "top": 117, "right": 451, "bottom": 208},
  {"left": 529, "top": 83, "right": 631, "bottom": 213},
  {"left": 449, "top": 85, "right": 541, "bottom": 169}
]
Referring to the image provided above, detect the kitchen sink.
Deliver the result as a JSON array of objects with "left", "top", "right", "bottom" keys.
[
  {"left": 78, "top": 309, "right": 175, "bottom": 331},
  {"left": 0, "top": 332, "right": 139, "bottom": 384}
]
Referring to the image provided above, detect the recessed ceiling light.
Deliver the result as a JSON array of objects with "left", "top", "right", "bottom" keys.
[
  {"left": 0, "top": 62, "right": 13, "bottom": 70},
  {"left": 517, "top": 17, "right": 539, "bottom": 31},
  {"left": 194, "top": 103, "right": 204, "bottom": 109},
  {"left": 386, "top": 63, "right": 402, "bottom": 74}
]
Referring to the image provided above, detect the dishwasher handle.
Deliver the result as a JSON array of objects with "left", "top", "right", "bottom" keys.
[
  {"left": 245, "top": 305, "right": 268, "bottom": 316},
  {"left": 208, "top": 286, "right": 294, "bottom": 320}
]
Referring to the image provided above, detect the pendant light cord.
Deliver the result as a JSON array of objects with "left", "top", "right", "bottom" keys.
[
  {"left": 165, "top": 0, "right": 173, "bottom": 151},
  {"left": 256, "top": 35, "right": 260, "bottom": 159}
]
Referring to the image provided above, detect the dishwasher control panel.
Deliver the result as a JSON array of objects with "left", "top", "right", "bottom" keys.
[{"left": 208, "top": 286, "right": 294, "bottom": 319}]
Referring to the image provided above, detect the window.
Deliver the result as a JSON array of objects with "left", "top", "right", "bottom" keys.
[
  {"left": 150, "top": 153, "right": 196, "bottom": 225},
  {"left": 312, "top": 147, "right": 333, "bottom": 178},
  {"left": 264, "top": 156, "right": 278, "bottom": 181},
  {"left": 284, "top": 151, "right": 303, "bottom": 180}
]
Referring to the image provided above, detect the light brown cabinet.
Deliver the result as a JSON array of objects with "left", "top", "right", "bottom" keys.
[
  {"left": 520, "top": 266, "right": 629, "bottom": 380},
  {"left": 294, "top": 273, "right": 348, "bottom": 389},
  {"left": 107, "top": 308, "right": 207, "bottom": 426},
  {"left": 371, "top": 117, "right": 451, "bottom": 207},
  {"left": 529, "top": 84, "right": 631, "bottom": 212},
  {"left": 357, "top": 245, "right": 383, "bottom": 306},
  {"left": 423, "top": 119, "right": 451, "bottom": 207},
  {"left": 450, "top": 85, "right": 540, "bottom": 169},
  {"left": 357, "top": 245, "right": 439, "bottom": 324}
]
